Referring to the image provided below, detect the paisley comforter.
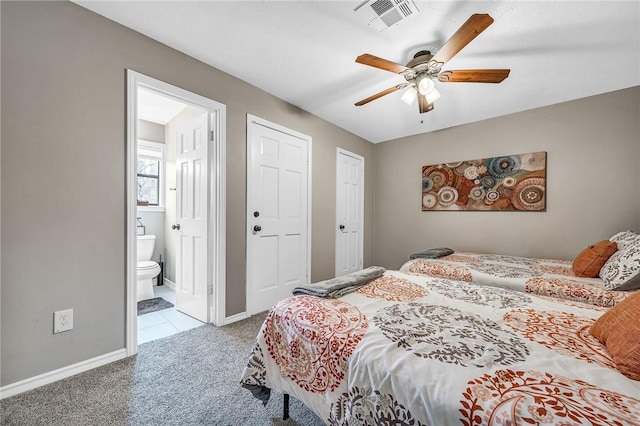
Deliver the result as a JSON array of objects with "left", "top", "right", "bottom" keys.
[
  {"left": 400, "top": 252, "right": 633, "bottom": 307},
  {"left": 240, "top": 271, "right": 640, "bottom": 425}
]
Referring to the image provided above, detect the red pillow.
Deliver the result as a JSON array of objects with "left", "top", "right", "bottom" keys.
[{"left": 572, "top": 240, "right": 618, "bottom": 278}]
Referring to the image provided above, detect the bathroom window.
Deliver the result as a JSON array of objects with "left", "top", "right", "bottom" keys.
[{"left": 137, "top": 140, "right": 165, "bottom": 210}]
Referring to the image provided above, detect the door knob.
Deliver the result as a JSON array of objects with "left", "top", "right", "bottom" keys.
[
  {"left": 253, "top": 225, "right": 262, "bottom": 232},
  {"left": 339, "top": 225, "right": 345, "bottom": 231},
  {"left": 172, "top": 224, "right": 181, "bottom": 230},
  {"left": 253, "top": 211, "right": 260, "bottom": 218}
]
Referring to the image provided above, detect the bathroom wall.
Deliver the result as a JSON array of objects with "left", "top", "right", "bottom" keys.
[
  {"left": 137, "top": 119, "right": 166, "bottom": 267},
  {"left": 138, "top": 119, "right": 164, "bottom": 143},
  {"left": 136, "top": 214, "right": 164, "bottom": 263}
]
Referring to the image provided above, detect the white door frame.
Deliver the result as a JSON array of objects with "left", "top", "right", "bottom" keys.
[
  {"left": 335, "top": 148, "right": 364, "bottom": 276},
  {"left": 126, "top": 70, "right": 226, "bottom": 356},
  {"left": 245, "top": 114, "right": 312, "bottom": 316}
]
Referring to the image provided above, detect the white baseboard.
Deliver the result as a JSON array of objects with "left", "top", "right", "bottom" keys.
[
  {"left": 0, "top": 348, "right": 127, "bottom": 400},
  {"left": 223, "top": 311, "right": 247, "bottom": 325},
  {"left": 162, "top": 277, "right": 175, "bottom": 290}
]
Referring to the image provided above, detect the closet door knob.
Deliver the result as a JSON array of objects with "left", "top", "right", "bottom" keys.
[
  {"left": 172, "top": 224, "right": 181, "bottom": 230},
  {"left": 253, "top": 225, "right": 262, "bottom": 232}
]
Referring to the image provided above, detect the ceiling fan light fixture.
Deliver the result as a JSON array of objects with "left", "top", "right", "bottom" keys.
[
  {"left": 400, "top": 86, "right": 417, "bottom": 105},
  {"left": 425, "top": 88, "right": 441, "bottom": 104},
  {"left": 416, "top": 74, "right": 436, "bottom": 95}
]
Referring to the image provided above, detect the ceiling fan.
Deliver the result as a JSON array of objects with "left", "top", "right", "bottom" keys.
[{"left": 354, "top": 14, "right": 510, "bottom": 114}]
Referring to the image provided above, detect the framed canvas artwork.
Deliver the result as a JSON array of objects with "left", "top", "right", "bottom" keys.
[{"left": 421, "top": 151, "right": 546, "bottom": 211}]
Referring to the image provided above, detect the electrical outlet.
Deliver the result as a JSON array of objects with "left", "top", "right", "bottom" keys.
[{"left": 54, "top": 309, "right": 73, "bottom": 333}]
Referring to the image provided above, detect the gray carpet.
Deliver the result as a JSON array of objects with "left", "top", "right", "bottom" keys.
[{"left": 1, "top": 313, "right": 325, "bottom": 426}]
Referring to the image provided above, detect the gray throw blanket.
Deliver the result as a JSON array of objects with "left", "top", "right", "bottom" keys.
[
  {"left": 241, "top": 383, "right": 271, "bottom": 406},
  {"left": 409, "top": 247, "right": 454, "bottom": 260},
  {"left": 292, "top": 266, "right": 386, "bottom": 298}
]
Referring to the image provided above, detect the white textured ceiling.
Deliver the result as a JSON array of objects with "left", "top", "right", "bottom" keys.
[
  {"left": 75, "top": 1, "right": 640, "bottom": 143},
  {"left": 138, "top": 88, "right": 187, "bottom": 125}
]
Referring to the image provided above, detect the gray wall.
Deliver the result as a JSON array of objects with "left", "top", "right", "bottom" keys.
[
  {"left": 0, "top": 1, "right": 374, "bottom": 386},
  {"left": 138, "top": 119, "right": 165, "bottom": 143},
  {"left": 373, "top": 87, "right": 640, "bottom": 269},
  {"left": 137, "top": 119, "right": 166, "bottom": 265}
]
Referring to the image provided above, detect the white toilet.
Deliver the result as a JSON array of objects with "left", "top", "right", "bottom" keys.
[{"left": 137, "top": 235, "right": 161, "bottom": 302}]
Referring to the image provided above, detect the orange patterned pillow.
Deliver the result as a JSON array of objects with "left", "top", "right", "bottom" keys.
[
  {"left": 590, "top": 290, "right": 640, "bottom": 380},
  {"left": 572, "top": 240, "right": 618, "bottom": 278}
]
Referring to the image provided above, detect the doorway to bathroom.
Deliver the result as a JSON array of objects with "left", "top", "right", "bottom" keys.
[{"left": 126, "top": 71, "right": 226, "bottom": 354}]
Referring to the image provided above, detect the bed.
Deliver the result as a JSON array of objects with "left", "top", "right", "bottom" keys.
[
  {"left": 399, "top": 252, "right": 632, "bottom": 308},
  {"left": 399, "top": 231, "right": 640, "bottom": 308},
  {"left": 240, "top": 268, "right": 640, "bottom": 425}
]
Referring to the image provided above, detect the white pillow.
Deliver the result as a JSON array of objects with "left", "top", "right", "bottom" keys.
[
  {"left": 608, "top": 230, "right": 640, "bottom": 250},
  {"left": 600, "top": 239, "right": 640, "bottom": 291}
]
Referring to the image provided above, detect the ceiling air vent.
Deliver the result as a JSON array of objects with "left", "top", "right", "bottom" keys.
[{"left": 354, "top": 0, "right": 420, "bottom": 32}]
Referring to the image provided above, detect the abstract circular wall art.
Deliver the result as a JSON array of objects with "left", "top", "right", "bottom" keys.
[{"left": 421, "top": 151, "right": 546, "bottom": 211}]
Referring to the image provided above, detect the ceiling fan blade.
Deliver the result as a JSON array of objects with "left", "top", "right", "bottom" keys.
[
  {"left": 439, "top": 69, "right": 510, "bottom": 83},
  {"left": 355, "top": 84, "right": 409, "bottom": 106},
  {"left": 356, "top": 54, "right": 409, "bottom": 74},
  {"left": 417, "top": 94, "right": 434, "bottom": 114},
  {"left": 428, "top": 14, "right": 495, "bottom": 71}
]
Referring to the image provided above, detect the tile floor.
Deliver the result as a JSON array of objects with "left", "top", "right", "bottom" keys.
[{"left": 137, "top": 285, "right": 205, "bottom": 344}]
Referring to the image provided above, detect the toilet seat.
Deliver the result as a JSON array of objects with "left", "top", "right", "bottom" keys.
[
  {"left": 137, "top": 261, "right": 161, "bottom": 278},
  {"left": 138, "top": 260, "right": 159, "bottom": 270}
]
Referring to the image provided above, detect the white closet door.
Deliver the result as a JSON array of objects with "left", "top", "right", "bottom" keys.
[
  {"left": 246, "top": 117, "right": 310, "bottom": 315},
  {"left": 335, "top": 149, "right": 364, "bottom": 277}
]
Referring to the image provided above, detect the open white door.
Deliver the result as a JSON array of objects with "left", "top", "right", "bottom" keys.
[
  {"left": 335, "top": 148, "right": 364, "bottom": 277},
  {"left": 127, "top": 70, "right": 227, "bottom": 355},
  {"left": 174, "top": 112, "right": 209, "bottom": 322},
  {"left": 246, "top": 115, "right": 311, "bottom": 315}
]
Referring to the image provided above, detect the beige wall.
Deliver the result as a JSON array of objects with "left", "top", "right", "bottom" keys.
[
  {"left": 0, "top": 1, "right": 374, "bottom": 386},
  {"left": 373, "top": 87, "right": 640, "bottom": 269}
]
